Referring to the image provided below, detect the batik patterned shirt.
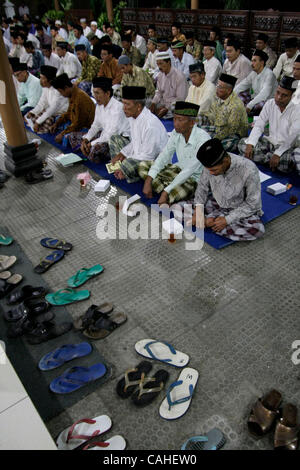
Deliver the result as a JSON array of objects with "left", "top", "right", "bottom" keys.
[
  {"left": 194, "top": 153, "right": 263, "bottom": 224},
  {"left": 77, "top": 55, "right": 101, "bottom": 83},
  {"left": 121, "top": 65, "right": 155, "bottom": 98},
  {"left": 205, "top": 92, "right": 248, "bottom": 139}
]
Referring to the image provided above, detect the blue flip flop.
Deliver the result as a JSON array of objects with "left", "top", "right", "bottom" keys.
[
  {"left": 50, "top": 363, "right": 107, "bottom": 394},
  {"left": 38, "top": 342, "right": 93, "bottom": 371},
  {"left": 34, "top": 250, "right": 65, "bottom": 274},
  {"left": 40, "top": 238, "right": 73, "bottom": 251},
  {"left": 181, "top": 428, "right": 226, "bottom": 450}
]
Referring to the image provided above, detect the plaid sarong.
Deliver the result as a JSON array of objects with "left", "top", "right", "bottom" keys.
[
  {"left": 119, "top": 158, "right": 142, "bottom": 183},
  {"left": 238, "top": 136, "right": 300, "bottom": 175},
  {"left": 139, "top": 161, "right": 198, "bottom": 204},
  {"left": 205, "top": 196, "right": 265, "bottom": 241},
  {"left": 108, "top": 134, "right": 131, "bottom": 158},
  {"left": 200, "top": 124, "right": 240, "bottom": 152},
  {"left": 30, "top": 113, "right": 55, "bottom": 134},
  {"left": 237, "top": 92, "right": 265, "bottom": 116}
]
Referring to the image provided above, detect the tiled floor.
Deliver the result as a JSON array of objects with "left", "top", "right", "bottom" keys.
[{"left": 1, "top": 127, "right": 300, "bottom": 450}]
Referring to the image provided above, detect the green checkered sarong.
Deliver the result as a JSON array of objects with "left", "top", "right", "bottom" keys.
[
  {"left": 139, "top": 162, "right": 198, "bottom": 204},
  {"left": 108, "top": 134, "right": 131, "bottom": 158}
]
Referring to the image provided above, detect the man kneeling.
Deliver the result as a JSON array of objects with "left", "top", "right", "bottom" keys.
[
  {"left": 141, "top": 101, "right": 210, "bottom": 205},
  {"left": 192, "top": 138, "right": 265, "bottom": 241}
]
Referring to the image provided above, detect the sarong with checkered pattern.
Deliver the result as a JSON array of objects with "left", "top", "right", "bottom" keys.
[
  {"left": 238, "top": 136, "right": 300, "bottom": 175},
  {"left": 199, "top": 124, "right": 241, "bottom": 152},
  {"left": 139, "top": 161, "right": 198, "bottom": 204},
  {"left": 205, "top": 196, "right": 265, "bottom": 241}
]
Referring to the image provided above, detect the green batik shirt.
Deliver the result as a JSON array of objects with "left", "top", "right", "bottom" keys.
[
  {"left": 121, "top": 65, "right": 155, "bottom": 98},
  {"left": 205, "top": 91, "right": 248, "bottom": 140},
  {"left": 186, "top": 40, "right": 202, "bottom": 60},
  {"left": 122, "top": 46, "right": 142, "bottom": 67},
  {"left": 78, "top": 55, "right": 101, "bottom": 83}
]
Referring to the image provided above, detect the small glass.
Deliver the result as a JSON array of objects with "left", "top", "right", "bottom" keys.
[
  {"left": 289, "top": 194, "right": 298, "bottom": 206},
  {"left": 168, "top": 233, "right": 176, "bottom": 244}
]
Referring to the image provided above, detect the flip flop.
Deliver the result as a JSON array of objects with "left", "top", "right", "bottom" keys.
[
  {"left": 0, "top": 256, "right": 16, "bottom": 272},
  {"left": 83, "top": 436, "right": 126, "bottom": 450},
  {"left": 248, "top": 389, "right": 282, "bottom": 438},
  {"left": 26, "top": 321, "right": 72, "bottom": 345},
  {"left": 73, "top": 303, "right": 114, "bottom": 330},
  {"left": 0, "top": 274, "right": 23, "bottom": 299},
  {"left": 6, "top": 285, "right": 46, "bottom": 305},
  {"left": 49, "top": 363, "right": 107, "bottom": 394},
  {"left": 67, "top": 265, "right": 104, "bottom": 288},
  {"left": 116, "top": 361, "right": 153, "bottom": 398},
  {"left": 0, "top": 234, "right": 13, "bottom": 245},
  {"left": 131, "top": 369, "right": 169, "bottom": 407},
  {"left": 4, "top": 300, "right": 51, "bottom": 322},
  {"left": 181, "top": 428, "right": 226, "bottom": 450},
  {"left": 83, "top": 312, "right": 127, "bottom": 340},
  {"left": 0, "top": 255, "right": 10, "bottom": 263},
  {"left": 274, "top": 403, "right": 299, "bottom": 450},
  {"left": 56, "top": 415, "right": 112, "bottom": 450},
  {"left": 135, "top": 339, "right": 189, "bottom": 368},
  {"left": 38, "top": 342, "right": 93, "bottom": 371},
  {"left": 40, "top": 238, "right": 73, "bottom": 251},
  {"left": 34, "top": 250, "right": 65, "bottom": 274},
  {"left": 45, "top": 288, "right": 90, "bottom": 306},
  {"left": 159, "top": 367, "right": 199, "bottom": 420},
  {"left": 0, "top": 271, "right": 11, "bottom": 280}
]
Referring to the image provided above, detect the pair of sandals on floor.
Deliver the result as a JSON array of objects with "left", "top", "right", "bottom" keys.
[
  {"left": 117, "top": 339, "right": 199, "bottom": 420},
  {"left": 0, "top": 254, "right": 23, "bottom": 299},
  {"left": 248, "top": 389, "right": 299, "bottom": 450},
  {"left": 2, "top": 283, "right": 73, "bottom": 343},
  {"left": 56, "top": 415, "right": 126, "bottom": 450},
  {"left": 74, "top": 303, "right": 127, "bottom": 339},
  {"left": 34, "top": 237, "right": 73, "bottom": 274}
]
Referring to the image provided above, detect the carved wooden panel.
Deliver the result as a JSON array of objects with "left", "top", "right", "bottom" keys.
[
  {"left": 221, "top": 15, "right": 246, "bottom": 29},
  {"left": 197, "top": 14, "right": 219, "bottom": 26},
  {"left": 176, "top": 12, "right": 196, "bottom": 25},
  {"left": 282, "top": 17, "right": 300, "bottom": 33},
  {"left": 155, "top": 11, "right": 173, "bottom": 24},
  {"left": 138, "top": 11, "right": 153, "bottom": 23},
  {"left": 253, "top": 15, "right": 280, "bottom": 31},
  {"left": 122, "top": 10, "right": 136, "bottom": 22}
]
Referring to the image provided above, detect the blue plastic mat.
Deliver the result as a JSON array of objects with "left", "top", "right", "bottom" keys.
[{"left": 26, "top": 124, "right": 300, "bottom": 250}]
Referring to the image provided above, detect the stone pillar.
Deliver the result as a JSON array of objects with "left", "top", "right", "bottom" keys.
[
  {"left": 191, "top": 0, "right": 199, "bottom": 9},
  {"left": 0, "top": 31, "right": 43, "bottom": 176}
]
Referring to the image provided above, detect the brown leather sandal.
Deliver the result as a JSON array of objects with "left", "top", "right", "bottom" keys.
[
  {"left": 248, "top": 389, "right": 282, "bottom": 438},
  {"left": 274, "top": 403, "right": 299, "bottom": 450}
]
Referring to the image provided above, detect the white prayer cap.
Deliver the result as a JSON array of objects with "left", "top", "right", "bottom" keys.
[
  {"left": 90, "top": 21, "right": 97, "bottom": 26},
  {"left": 156, "top": 51, "right": 171, "bottom": 61},
  {"left": 55, "top": 20, "right": 62, "bottom": 25},
  {"left": 80, "top": 18, "right": 86, "bottom": 23}
]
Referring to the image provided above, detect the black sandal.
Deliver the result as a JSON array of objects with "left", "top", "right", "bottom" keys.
[
  {"left": 6, "top": 285, "right": 46, "bottom": 305},
  {"left": 26, "top": 321, "right": 73, "bottom": 345},
  {"left": 3, "top": 300, "right": 51, "bottom": 322},
  {"left": 7, "top": 311, "right": 55, "bottom": 338},
  {"left": 131, "top": 370, "right": 169, "bottom": 407},
  {"left": 116, "top": 361, "right": 153, "bottom": 398},
  {"left": 73, "top": 303, "right": 114, "bottom": 330}
]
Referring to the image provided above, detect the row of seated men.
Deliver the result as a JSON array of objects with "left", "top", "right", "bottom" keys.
[
  {"left": 7, "top": 49, "right": 300, "bottom": 242},
  {"left": 3, "top": 14, "right": 300, "bottom": 107}
]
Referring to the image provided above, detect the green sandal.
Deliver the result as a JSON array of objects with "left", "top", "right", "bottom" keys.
[
  {"left": 45, "top": 288, "right": 90, "bottom": 306},
  {"left": 0, "top": 234, "right": 13, "bottom": 246},
  {"left": 67, "top": 265, "right": 104, "bottom": 288}
]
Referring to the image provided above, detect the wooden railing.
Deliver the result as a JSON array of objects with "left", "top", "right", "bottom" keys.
[{"left": 121, "top": 8, "right": 300, "bottom": 56}]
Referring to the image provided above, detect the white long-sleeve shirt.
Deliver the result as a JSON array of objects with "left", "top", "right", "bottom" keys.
[
  {"left": 132, "top": 34, "right": 147, "bottom": 56},
  {"left": 120, "top": 107, "right": 168, "bottom": 161},
  {"left": 273, "top": 50, "right": 300, "bottom": 80},
  {"left": 204, "top": 56, "right": 222, "bottom": 85},
  {"left": 57, "top": 51, "right": 82, "bottom": 79},
  {"left": 223, "top": 54, "right": 252, "bottom": 85},
  {"left": 31, "top": 86, "right": 69, "bottom": 124},
  {"left": 234, "top": 67, "right": 277, "bottom": 109},
  {"left": 246, "top": 98, "right": 300, "bottom": 156},
  {"left": 173, "top": 52, "right": 195, "bottom": 80},
  {"left": 83, "top": 96, "right": 130, "bottom": 146},
  {"left": 44, "top": 52, "right": 61, "bottom": 70},
  {"left": 292, "top": 81, "right": 300, "bottom": 106}
]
